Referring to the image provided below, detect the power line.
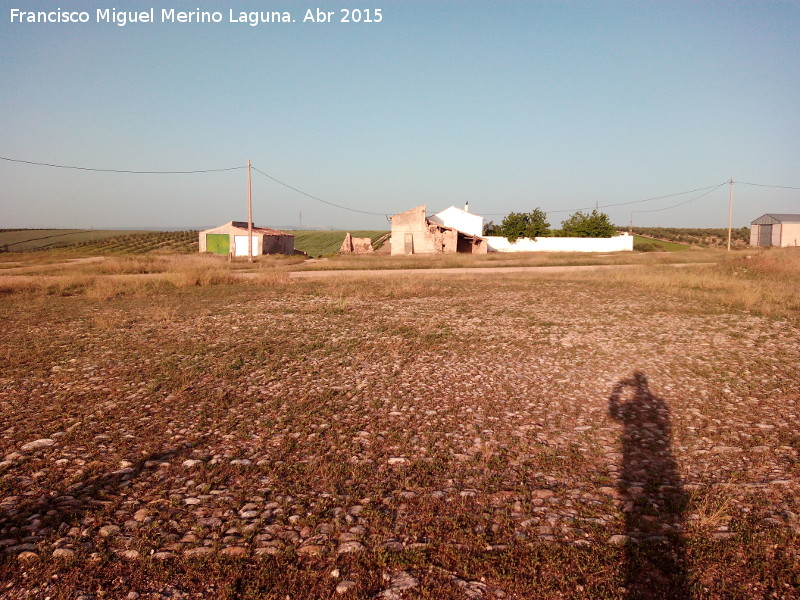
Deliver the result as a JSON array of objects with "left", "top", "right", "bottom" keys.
[
  {"left": 1, "top": 153, "right": 390, "bottom": 217},
  {"left": 631, "top": 182, "right": 727, "bottom": 214},
  {"left": 4, "top": 152, "right": 796, "bottom": 219},
  {"left": 0, "top": 155, "right": 245, "bottom": 174},
  {"left": 737, "top": 181, "right": 800, "bottom": 190},
  {"left": 480, "top": 182, "right": 729, "bottom": 217},
  {"left": 250, "top": 165, "right": 388, "bottom": 217},
  {"left": 548, "top": 182, "right": 729, "bottom": 214}
]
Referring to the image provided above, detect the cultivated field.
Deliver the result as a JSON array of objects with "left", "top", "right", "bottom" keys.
[
  {"left": 291, "top": 231, "right": 390, "bottom": 257},
  {"left": 0, "top": 249, "right": 798, "bottom": 599},
  {"left": 629, "top": 227, "right": 751, "bottom": 249},
  {"left": 631, "top": 235, "right": 691, "bottom": 252},
  {"left": 0, "top": 230, "right": 152, "bottom": 252}
]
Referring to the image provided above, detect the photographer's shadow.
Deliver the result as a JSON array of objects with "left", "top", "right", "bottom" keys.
[{"left": 609, "top": 371, "right": 689, "bottom": 599}]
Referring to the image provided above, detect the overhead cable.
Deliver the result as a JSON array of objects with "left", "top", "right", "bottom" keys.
[
  {"left": 0, "top": 155, "right": 245, "bottom": 174},
  {"left": 737, "top": 181, "right": 800, "bottom": 190},
  {"left": 251, "top": 165, "right": 388, "bottom": 216},
  {"left": 479, "top": 182, "right": 729, "bottom": 217},
  {"left": 631, "top": 182, "right": 727, "bottom": 214},
  {"left": 546, "top": 182, "right": 729, "bottom": 214}
]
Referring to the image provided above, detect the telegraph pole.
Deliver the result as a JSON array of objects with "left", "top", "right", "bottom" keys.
[
  {"left": 727, "top": 177, "right": 733, "bottom": 252},
  {"left": 247, "top": 159, "right": 253, "bottom": 263}
]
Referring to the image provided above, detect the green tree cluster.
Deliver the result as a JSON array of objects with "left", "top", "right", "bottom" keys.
[
  {"left": 486, "top": 208, "right": 618, "bottom": 241},
  {"left": 557, "top": 209, "right": 617, "bottom": 238},
  {"left": 482, "top": 220, "right": 502, "bottom": 236},
  {"left": 500, "top": 209, "right": 550, "bottom": 243}
]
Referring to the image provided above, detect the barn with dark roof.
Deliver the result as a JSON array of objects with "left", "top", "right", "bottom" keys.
[{"left": 750, "top": 214, "right": 800, "bottom": 248}]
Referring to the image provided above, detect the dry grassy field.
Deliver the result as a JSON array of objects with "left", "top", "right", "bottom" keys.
[{"left": 0, "top": 249, "right": 798, "bottom": 599}]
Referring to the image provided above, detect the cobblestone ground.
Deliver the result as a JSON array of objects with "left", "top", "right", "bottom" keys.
[{"left": 1, "top": 275, "right": 798, "bottom": 599}]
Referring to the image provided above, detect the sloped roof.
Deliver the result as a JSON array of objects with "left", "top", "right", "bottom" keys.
[
  {"left": 426, "top": 219, "right": 486, "bottom": 240},
  {"left": 201, "top": 221, "right": 293, "bottom": 236},
  {"left": 751, "top": 214, "right": 800, "bottom": 225},
  {"left": 234, "top": 225, "right": 292, "bottom": 236},
  {"left": 429, "top": 206, "right": 484, "bottom": 238},
  {"left": 431, "top": 205, "right": 481, "bottom": 218}
]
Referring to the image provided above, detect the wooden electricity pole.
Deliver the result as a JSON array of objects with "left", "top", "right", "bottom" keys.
[
  {"left": 727, "top": 177, "right": 733, "bottom": 252},
  {"left": 247, "top": 159, "right": 253, "bottom": 263}
]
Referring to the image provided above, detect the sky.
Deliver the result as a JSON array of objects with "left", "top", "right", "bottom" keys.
[{"left": 1, "top": 1, "right": 799, "bottom": 230}]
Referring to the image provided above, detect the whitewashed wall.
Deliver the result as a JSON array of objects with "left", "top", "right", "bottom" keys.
[
  {"left": 779, "top": 223, "right": 800, "bottom": 247},
  {"left": 486, "top": 234, "right": 633, "bottom": 253}
]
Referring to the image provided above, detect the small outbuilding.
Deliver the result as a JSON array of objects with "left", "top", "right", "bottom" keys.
[
  {"left": 199, "top": 221, "right": 294, "bottom": 256},
  {"left": 750, "top": 214, "right": 800, "bottom": 248}
]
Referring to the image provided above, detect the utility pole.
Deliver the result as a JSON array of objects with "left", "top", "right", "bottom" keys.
[
  {"left": 247, "top": 159, "right": 253, "bottom": 263},
  {"left": 727, "top": 177, "right": 733, "bottom": 252}
]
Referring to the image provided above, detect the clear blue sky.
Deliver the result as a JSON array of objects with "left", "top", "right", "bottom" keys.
[{"left": 2, "top": 1, "right": 798, "bottom": 230}]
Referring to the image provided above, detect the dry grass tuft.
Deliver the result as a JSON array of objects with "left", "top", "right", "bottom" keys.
[
  {"left": 561, "top": 248, "right": 800, "bottom": 321},
  {"left": 295, "top": 272, "right": 464, "bottom": 301},
  {"left": 0, "top": 253, "right": 296, "bottom": 298},
  {"left": 687, "top": 488, "right": 736, "bottom": 533}
]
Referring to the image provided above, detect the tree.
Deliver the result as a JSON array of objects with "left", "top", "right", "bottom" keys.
[
  {"left": 559, "top": 209, "right": 617, "bottom": 238},
  {"left": 483, "top": 220, "right": 502, "bottom": 236},
  {"left": 500, "top": 209, "right": 550, "bottom": 243}
]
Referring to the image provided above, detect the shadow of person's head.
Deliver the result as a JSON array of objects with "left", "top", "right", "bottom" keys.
[{"left": 609, "top": 371, "right": 659, "bottom": 424}]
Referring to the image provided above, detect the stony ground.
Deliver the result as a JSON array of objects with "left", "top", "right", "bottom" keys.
[{"left": 0, "top": 274, "right": 798, "bottom": 599}]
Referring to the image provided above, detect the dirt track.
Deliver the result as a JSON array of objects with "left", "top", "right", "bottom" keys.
[{"left": 288, "top": 263, "right": 713, "bottom": 278}]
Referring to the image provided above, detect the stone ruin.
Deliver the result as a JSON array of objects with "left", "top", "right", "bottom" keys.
[{"left": 338, "top": 232, "right": 374, "bottom": 254}]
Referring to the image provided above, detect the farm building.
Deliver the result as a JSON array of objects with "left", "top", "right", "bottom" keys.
[
  {"left": 750, "top": 214, "right": 800, "bottom": 248},
  {"left": 199, "top": 221, "right": 294, "bottom": 256},
  {"left": 390, "top": 205, "right": 488, "bottom": 255}
]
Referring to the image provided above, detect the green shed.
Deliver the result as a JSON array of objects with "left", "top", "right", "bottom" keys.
[{"left": 198, "top": 221, "right": 295, "bottom": 256}]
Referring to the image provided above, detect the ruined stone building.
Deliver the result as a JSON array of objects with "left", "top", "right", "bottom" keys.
[
  {"left": 338, "top": 232, "right": 374, "bottom": 254},
  {"left": 390, "top": 205, "right": 487, "bottom": 255}
]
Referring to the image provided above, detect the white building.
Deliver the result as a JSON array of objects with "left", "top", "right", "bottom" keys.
[{"left": 750, "top": 214, "right": 800, "bottom": 247}]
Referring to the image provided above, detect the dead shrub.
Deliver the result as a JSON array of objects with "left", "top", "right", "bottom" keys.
[{"left": 167, "top": 269, "right": 239, "bottom": 288}]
